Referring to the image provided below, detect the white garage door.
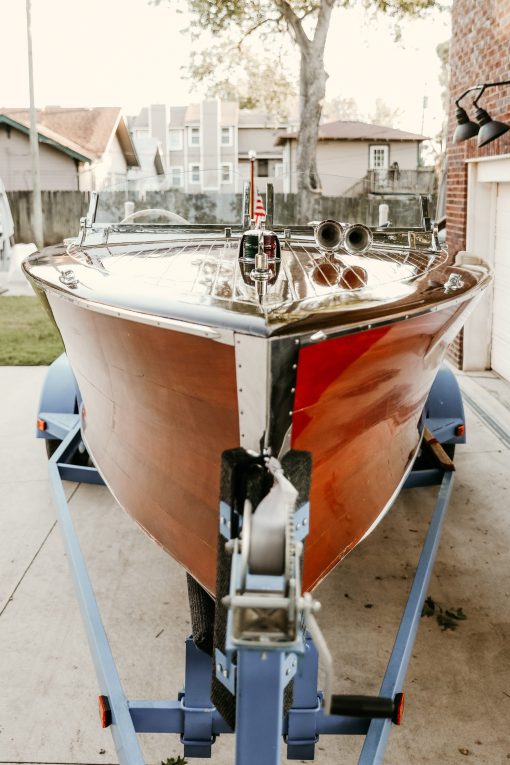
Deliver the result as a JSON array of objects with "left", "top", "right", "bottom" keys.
[{"left": 491, "top": 183, "right": 510, "bottom": 382}]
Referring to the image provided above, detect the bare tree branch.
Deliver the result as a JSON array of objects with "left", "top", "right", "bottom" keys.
[
  {"left": 274, "top": 0, "right": 311, "bottom": 51},
  {"left": 237, "top": 15, "right": 279, "bottom": 49}
]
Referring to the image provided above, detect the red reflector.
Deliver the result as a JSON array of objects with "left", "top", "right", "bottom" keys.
[
  {"left": 393, "top": 692, "right": 405, "bottom": 725},
  {"left": 37, "top": 419, "right": 47, "bottom": 432},
  {"left": 455, "top": 424, "right": 465, "bottom": 437},
  {"left": 98, "top": 695, "right": 112, "bottom": 728}
]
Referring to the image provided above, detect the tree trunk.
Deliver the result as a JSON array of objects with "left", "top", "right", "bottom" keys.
[
  {"left": 295, "top": 49, "right": 327, "bottom": 221},
  {"left": 293, "top": 0, "right": 332, "bottom": 223}
]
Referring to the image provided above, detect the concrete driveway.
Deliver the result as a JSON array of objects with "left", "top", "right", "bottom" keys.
[{"left": 0, "top": 366, "right": 509, "bottom": 765}]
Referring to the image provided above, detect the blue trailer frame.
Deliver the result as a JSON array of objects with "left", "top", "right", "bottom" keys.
[{"left": 38, "top": 356, "right": 464, "bottom": 765}]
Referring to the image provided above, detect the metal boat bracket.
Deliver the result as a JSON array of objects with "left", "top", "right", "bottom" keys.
[{"left": 214, "top": 648, "right": 236, "bottom": 693}]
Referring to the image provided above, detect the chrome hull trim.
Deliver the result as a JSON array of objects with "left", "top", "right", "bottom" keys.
[
  {"left": 29, "top": 281, "right": 236, "bottom": 346},
  {"left": 25, "top": 263, "right": 490, "bottom": 349},
  {"left": 235, "top": 334, "right": 270, "bottom": 452}
]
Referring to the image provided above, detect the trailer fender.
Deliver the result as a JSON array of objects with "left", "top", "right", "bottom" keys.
[
  {"left": 36, "top": 353, "right": 81, "bottom": 441},
  {"left": 425, "top": 366, "right": 466, "bottom": 445}
]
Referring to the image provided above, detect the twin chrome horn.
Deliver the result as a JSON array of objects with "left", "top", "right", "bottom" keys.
[{"left": 314, "top": 219, "right": 373, "bottom": 254}]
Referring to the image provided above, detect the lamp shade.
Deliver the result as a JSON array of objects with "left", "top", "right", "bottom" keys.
[
  {"left": 475, "top": 107, "right": 510, "bottom": 147},
  {"left": 453, "top": 106, "right": 479, "bottom": 143}
]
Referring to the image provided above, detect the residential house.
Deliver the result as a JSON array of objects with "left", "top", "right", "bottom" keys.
[
  {"left": 0, "top": 107, "right": 139, "bottom": 191},
  {"left": 130, "top": 101, "right": 285, "bottom": 193},
  {"left": 276, "top": 121, "right": 430, "bottom": 196},
  {"left": 0, "top": 111, "right": 90, "bottom": 190},
  {"left": 128, "top": 105, "right": 167, "bottom": 190},
  {"left": 237, "top": 108, "right": 287, "bottom": 186},
  {"left": 446, "top": 0, "right": 510, "bottom": 381}
]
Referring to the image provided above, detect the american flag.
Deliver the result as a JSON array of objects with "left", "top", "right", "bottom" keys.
[{"left": 254, "top": 191, "right": 266, "bottom": 222}]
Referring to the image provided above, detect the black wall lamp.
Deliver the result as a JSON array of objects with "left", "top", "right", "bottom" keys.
[{"left": 453, "top": 80, "right": 510, "bottom": 147}]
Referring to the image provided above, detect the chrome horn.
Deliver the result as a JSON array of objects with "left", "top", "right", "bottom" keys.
[
  {"left": 314, "top": 219, "right": 344, "bottom": 252},
  {"left": 343, "top": 223, "right": 373, "bottom": 254}
]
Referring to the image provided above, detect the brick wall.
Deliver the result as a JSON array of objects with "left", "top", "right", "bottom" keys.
[
  {"left": 447, "top": 0, "right": 510, "bottom": 254},
  {"left": 446, "top": 0, "right": 510, "bottom": 365}
]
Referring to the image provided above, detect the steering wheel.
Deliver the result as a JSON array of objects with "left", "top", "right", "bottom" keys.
[{"left": 120, "top": 208, "right": 189, "bottom": 224}]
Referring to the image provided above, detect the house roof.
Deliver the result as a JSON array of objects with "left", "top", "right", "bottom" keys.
[
  {"left": 131, "top": 107, "right": 149, "bottom": 129},
  {"left": 0, "top": 112, "right": 92, "bottom": 163},
  {"left": 1, "top": 107, "right": 139, "bottom": 166},
  {"left": 130, "top": 134, "right": 165, "bottom": 176},
  {"left": 238, "top": 109, "right": 286, "bottom": 129},
  {"left": 132, "top": 101, "right": 286, "bottom": 131},
  {"left": 276, "top": 120, "right": 428, "bottom": 144}
]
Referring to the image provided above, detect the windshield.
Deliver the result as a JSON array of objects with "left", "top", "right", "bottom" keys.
[{"left": 93, "top": 168, "right": 436, "bottom": 229}]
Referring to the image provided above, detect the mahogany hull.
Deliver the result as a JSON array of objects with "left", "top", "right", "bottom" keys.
[
  {"left": 46, "top": 291, "right": 470, "bottom": 594},
  {"left": 293, "top": 306, "right": 462, "bottom": 590}
]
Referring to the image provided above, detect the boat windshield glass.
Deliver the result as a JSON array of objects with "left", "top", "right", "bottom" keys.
[{"left": 93, "top": 168, "right": 433, "bottom": 229}]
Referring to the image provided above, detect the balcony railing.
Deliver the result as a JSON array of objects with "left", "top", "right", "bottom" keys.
[{"left": 366, "top": 168, "right": 436, "bottom": 195}]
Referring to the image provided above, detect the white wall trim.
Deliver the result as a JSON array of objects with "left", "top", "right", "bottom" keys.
[
  {"left": 463, "top": 156, "right": 510, "bottom": 371},
  {"left": 465, "top": 152, "right": 510, "bottom": 164}
]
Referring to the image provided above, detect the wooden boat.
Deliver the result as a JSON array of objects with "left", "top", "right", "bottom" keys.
[{"left": 23, "top": 191, "right": 490, "bottom": 595}]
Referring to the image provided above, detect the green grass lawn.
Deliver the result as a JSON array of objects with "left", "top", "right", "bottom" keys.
[{"left": 0, "top": 296, "right": 64, "bottom": 365}]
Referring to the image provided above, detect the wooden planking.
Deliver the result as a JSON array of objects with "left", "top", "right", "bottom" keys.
[
  {"left": 292, "top": 303, "right": 470, "bottom": 592},
  {"left": 48, "top": 294, "right": 239, "bottom": 593}
]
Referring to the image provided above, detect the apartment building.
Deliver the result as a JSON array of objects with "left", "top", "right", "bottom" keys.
[{"left": 129, "top": 101, "right": 285, "bottom": 192}]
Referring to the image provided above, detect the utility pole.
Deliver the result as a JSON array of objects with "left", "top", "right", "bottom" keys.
[{"left": 26, "top": 0, "right": 44, "bottom": 249}]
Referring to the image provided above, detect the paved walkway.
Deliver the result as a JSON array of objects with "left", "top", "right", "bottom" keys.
[{"left": 0, "top": 367, "right": 509, "bottom": 764}]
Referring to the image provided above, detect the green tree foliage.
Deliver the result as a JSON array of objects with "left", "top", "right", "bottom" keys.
[
  {"left": 322, "top": 96, "right": 402, "bottom": 126},
  {"left": 369, "top": 98, "right": 403, "bottom": 128},
  {"left": 158, "top": 0, "right": 438, "bottom": 215},
  {"left": 322, "top": 97, "right": 362, "bottom": 122},
  {"left": 187, "top": 46, "right": 297, "bottom": 122}
]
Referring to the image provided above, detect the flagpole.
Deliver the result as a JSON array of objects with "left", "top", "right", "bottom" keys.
[
  {"left": 26, "top": 0, "right": 44, "bottom": 249},
  {"left": 248, "top": 149, "right": 256, "bottom": 221}
]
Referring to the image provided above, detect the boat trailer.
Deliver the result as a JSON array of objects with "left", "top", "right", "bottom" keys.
[{"left": 37, "top": 356, "right": 466, "bottom": 765}]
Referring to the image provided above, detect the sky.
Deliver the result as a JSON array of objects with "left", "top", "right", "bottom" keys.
[{"left": 1, "top": 0, "right": 451, "bottom": 138}]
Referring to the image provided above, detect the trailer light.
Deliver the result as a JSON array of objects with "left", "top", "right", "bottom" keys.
[
  {"left": 393, "top": 692, "right": 405, "bottom": 725},
  {"left": 98, "top": 695, "right": 112, "bottom": 728},
  {"left": 455, "top": 424, "right": 465, "bottom": 437},
  {"left": 37, "top": 418, "right": 47, "bottom": 432}
]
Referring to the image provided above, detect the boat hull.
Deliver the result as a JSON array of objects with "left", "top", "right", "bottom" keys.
[
  {"left": 45, "top": 291, "right": 472, "bottom": 594},
  {"left": 293, "top": 306, "right": 462, "bottom": 590}
]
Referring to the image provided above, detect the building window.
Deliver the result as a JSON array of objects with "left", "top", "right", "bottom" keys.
[
  {"left": 169, "top": 129, "right": 183, "bottom": 151},
  {"left": 134, "top": 127, "right": 150, "bottom": 139},
  {"left": 189, "top": 127, "right": 200, "bottom": 147},
  {"left": 257, "top": 159, "right": 269, "bottom": 177},
  {"left": 169, "top": 166, "right": 183, "bottom": 187},
  {"left": 221, "top": 163, "right": 232, "bottom": 184},
  {"left": 221, "top": 127, "right": 233, "bottom": 146},
  {"left": 369, "top": 145, "right": 389, "bottom": 170},
  {"left": 189, "top": 163, "right": 201, "bottom": 184}
]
